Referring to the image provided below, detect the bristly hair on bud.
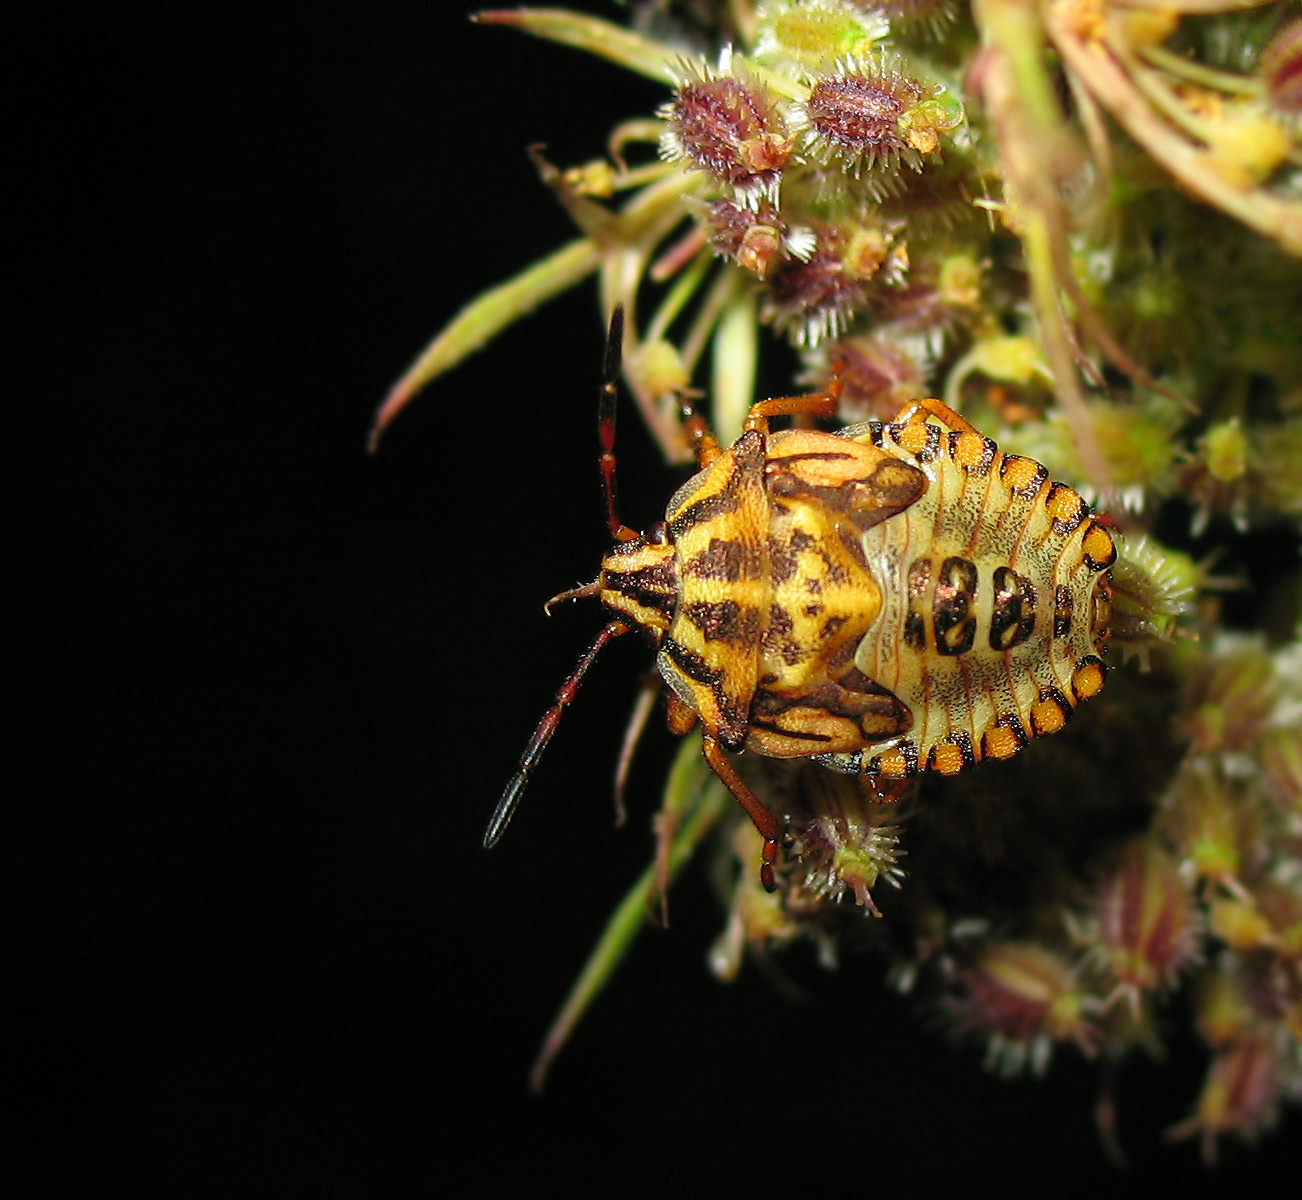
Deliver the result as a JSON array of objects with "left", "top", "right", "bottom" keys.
[
  {"left": 753, "top": 0, "right": 889, "bottom": 68},
  {"left": 1091, "top": 837, "right": 1201, "bottom": 1018},
  {"left": 704, "top": 198, "right": 814, "bottom": 280},
  {"left": 763, "top": 215, "right": 908, "bottom": 345},
  {"left": 660, "top": 53, "right": 793, "bottom": 208},
  {"left": 790, "top": 53, "right": 961, "bottom": 181},
  {"left": 857, "top": 0, "right": 961, "bottom": 42},
  {"left": 805, "top": 333, "right": 928, "bottom": 421},
  {"left": 1258, "top": 19, "right": 1302, "bottom": 119},
  {"left": 944, "top": 941, "right": 1100, "bottom": 1076}
]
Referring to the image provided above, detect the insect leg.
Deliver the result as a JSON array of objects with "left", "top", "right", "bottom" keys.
[
  {"left": 741, "top": 358, "right": 845, "bottom": 434},
  {"left": 700, "top": 733, "right": 780, "bottom": 893},
  {"left": 889, "top": 395, "right": 980, "bottom": 436}
]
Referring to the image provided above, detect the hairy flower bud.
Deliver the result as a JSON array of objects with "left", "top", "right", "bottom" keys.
[
  {"left": 661, "top": 58, "right": 792, "bottom": 205},
  {"left": 1259, "top": 19, "right": 1302, "bottom": 118},
  {"left": 947, "top": 942, "right": 1098, "bottom": 1075},
  {"left": 755, "top": 0, "right": 889, "bottom": 67},
  {"left": 764, "top": 217, "right": 906, "bottom": 344},
  {"left": 1168, "top": 1037, "right": 1283, "bottom": 1163},
  {"left": 705, "top": 199, "right": 812, "bottom": 280},
  {"left": 1093, "top": 839, "right": 1199, "bottom": 1013},
  {"left": 792, "top": 54, "right": 961, "bottom": 179}
]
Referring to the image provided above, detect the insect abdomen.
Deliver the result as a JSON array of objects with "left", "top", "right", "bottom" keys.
[{"left": 828, "top": 418, "right": 1115, "bottom": 780}]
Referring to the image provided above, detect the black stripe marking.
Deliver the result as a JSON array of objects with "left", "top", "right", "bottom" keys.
[
  {"left": 1054, "top": 585, "right": 1074, "bottom": 639},
  {"left": 934, "top": 556, "right": 978, "bottom": 657},
  {"left": 681, "top": 600, "right": 760, "bottom": 645},
  {"left": 682, "top": 538, "right": 758, "bottom": 582},
  {"left": 990, "top": 566, "right": 1037, "bottom": 651}
]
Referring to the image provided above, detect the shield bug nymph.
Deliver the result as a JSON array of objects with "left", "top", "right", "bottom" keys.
[{"left": 485, "top": 306, "right": 1116, "bottom": 890}]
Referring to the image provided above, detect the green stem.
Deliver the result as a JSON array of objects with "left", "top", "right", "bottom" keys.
[
  {"left": 369, "top": 236, "right": 601, "bottom": 450},
  {"left": 474, "top": 8, "right": 680, "bottom": 84},
  {"left": 1138, "top": 43, "right": 1262, "bottom": 97},
  {"left": 529, "top": 746, "right": 727, "bottom": 1092}
]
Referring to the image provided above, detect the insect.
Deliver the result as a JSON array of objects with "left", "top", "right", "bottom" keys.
[{"left": 485, "top": 307, "right": 1116, "bottom": 890}]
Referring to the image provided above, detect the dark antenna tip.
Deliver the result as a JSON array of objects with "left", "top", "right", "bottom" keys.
[{"left": 483, "top": 774, "right": 525, "bottom": 849}]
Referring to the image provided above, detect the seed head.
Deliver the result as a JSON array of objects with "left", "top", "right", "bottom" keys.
[
  {"left": 784, "top": 765, "right": 904, "bottom": 912},
  {"left": 1259, "top": 19, "right": 1302, "bottom": 119},
  {"left": 660, "top": 57, "right": 792, "bottom": 206},
  {"left": 860, "top": 0, "right": 961, "bottom": 41},
  {"left": 705, "top": 199, "right": 813, "bottom": 280},
  {"left": 946, "top": 941, "right": 1098, "bottom": 1075},
  {"left": 754, "top": 1, "right": 889, "bottom": 69},
  {"left": 1093, "top": 838, "right": 1200, "bottom": 1013},
  {"left": 1168, "top": 1036, "right": 1283, "bottom": 1164},
  {"left": 763, "top": 216, "right": 906, "bottom": 345},
  {"left": 792, "top": 54, "right": 960, "bottom": 180},
  {"left": 1185, "top": 635, "right": 1279, "bottom": 759}
]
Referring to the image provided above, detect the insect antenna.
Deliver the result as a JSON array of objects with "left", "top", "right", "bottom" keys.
[
  {"left": 484, "top": 620, "right": 629, "bottom": 848},
  {"left": 486, "top": 305, "right": 639, "bottom": 851},
  {"left": 598, "top": 305, "right": 640, "bottom": 544}
]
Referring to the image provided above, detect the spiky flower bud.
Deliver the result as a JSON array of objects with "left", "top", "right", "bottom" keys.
[
  {"left": 763, "top": 216, "right": 907, "bottom": 345},
  {"left": 792, "top": 54, "right": 960, "bottom": 180},
  {"left": 1106, "top": 532, "right": 1198, "bottom": 650},
  {"left": 1163, "top": 768, "right": 1245, "bottom": 897},
  {"left": 1093, "top": 838, "right": 1199, "bottom": 1013},
  {"left": 1168, "top": 1036, "right": 1283, "bottom": 1163},
  {"left": 946, "top": 942, "right": 1098, "bottom": 1075},
  {"left": 812, "top": 333, "right": 927, "bottom": 421},
  {"left": 1185, "top": 636, "right": 1279, "bottom": 759},
  {"left": 861, "top": 0, "right": 960, "bottom": 41},
  {"left": 783, "top": 765, "right": 903, "bottom": 912},
  {"left": 705, "top": 199, "right": 813, "bottom": 280},
  {"left": 1259, "top": 19, "right": 1302, "bottom": 119},
  {"left": 755, "top": 0, "right": 889, "bottom": 67},
  {"left": 661, "top": 58, "right": 792, "bottom": 206}
]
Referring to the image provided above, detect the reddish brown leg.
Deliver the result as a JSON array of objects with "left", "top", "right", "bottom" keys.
[
  {"left": 701, "top": 733, "right": 780, "bottom": 893},
  {"left": 889, "top": 395, "right": 979, "bottom": 436},
  {"left": 742, "top": 361, "right": 845, "bottom": 435},
  {"left": 676, "top": 393, "right": 722, "bottom": 467}
]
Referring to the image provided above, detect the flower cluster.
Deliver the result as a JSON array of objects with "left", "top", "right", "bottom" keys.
[{"left": 381, "top": 0, "right": 1302, "bottom": 1161}]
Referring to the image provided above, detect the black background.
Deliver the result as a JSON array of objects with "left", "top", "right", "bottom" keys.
[{"left": 18, "top": 2, "right": 1299, "bottom": 1194}]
